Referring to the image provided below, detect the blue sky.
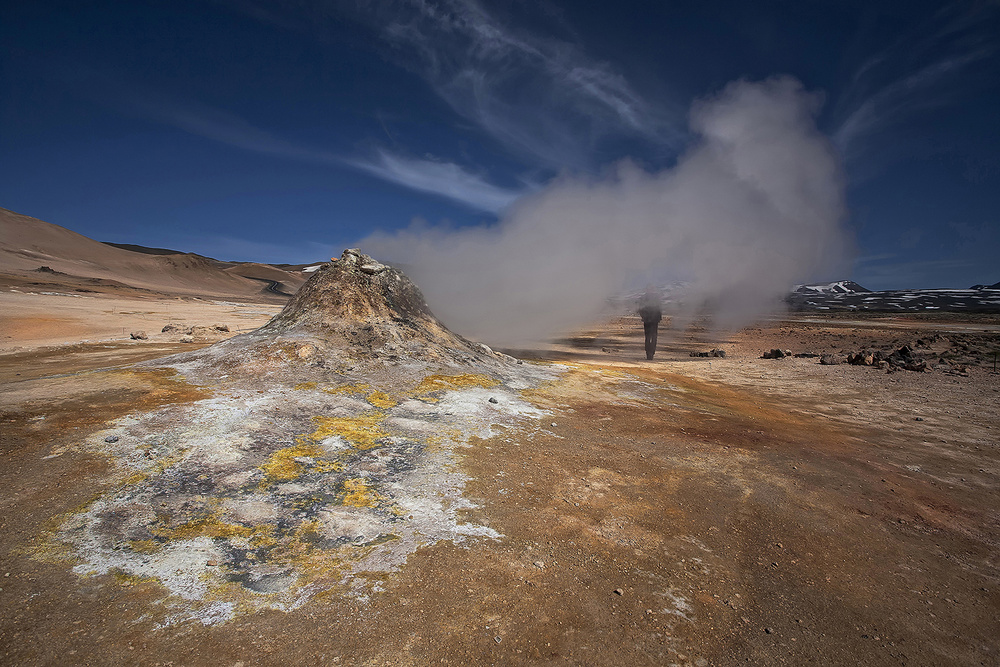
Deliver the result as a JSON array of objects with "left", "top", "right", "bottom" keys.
[{"left": 1, "top": 0, "right": 998, "bottom": 289}]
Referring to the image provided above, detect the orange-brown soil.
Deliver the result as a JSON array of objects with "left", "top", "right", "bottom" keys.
[{"left": 2, "top": 307, "right": 999, "bottom": 666}]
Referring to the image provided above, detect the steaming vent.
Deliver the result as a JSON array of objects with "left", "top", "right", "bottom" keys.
[{"left": 156, "top": 248, "right": 512, "bottom": 384}]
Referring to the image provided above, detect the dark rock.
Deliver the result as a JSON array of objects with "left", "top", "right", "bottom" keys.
[
  {"left": 761, "top": 349, "right": 786, "bottom": 359},
  {"left": 794, "top": 352, "right": 819, "bottom": 358},
  {"left": 130, "top": 331, "right": 148, "bottom": 340},
  {"left": 104, "top": 435, "right": 120, "bottom": 443},
  {"left": 820, "top": 354, "right": 840, "bottom": 365},
  {"left": 162, "top": 324, "right": 181, "bottom": 333},
  {"left": 213, "top": 324, "right": 230, "bottom": 332},
  {"left": 488, "top": 397, "right": 498, "bottom": 404}
]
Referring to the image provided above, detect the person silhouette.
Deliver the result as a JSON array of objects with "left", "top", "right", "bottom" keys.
[{"left": 638, "top": 287, "right": 662, "bottom": 360}]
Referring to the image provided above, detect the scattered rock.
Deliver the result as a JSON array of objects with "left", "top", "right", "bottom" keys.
[
  {"left": 691, "top": 349, "right": 726, "bottom": 358},
  {"left": 359, "top": 262, "right": 388, "bottom": 275},
  {"left": 794, "top": 352, "right": 819, "bottom": 358},
  {"left": 488, "top": 397, "right": 499, "bottom": 404},
  {"left": 765, "top": 627, "right": 774, "bottom": 634},
  {"left": 845, "top": 346, "right": 927, "bottom": 372},
  {"left": 162, "top": 324, "right": 181, "bottom": 333},
  {"left": 820, "top": 354, "right": 840, "bottom": 365},
  {"left": 104, "top": 435, "right": 119, "bottom": 443},
  {"left": 213, "top": 324, "right": 230, "bottom": 332},
  {"left": 761, "top": 349, "right": 786, "bottom": 359},
  {"left": 130, "top": 331, "right": 147, "bottom": 340},
  {"left": 533, "top": 560, "right": 545, "bottom": 569},
  {"left": 179, "top": 335, "right": 194, "bottom": 343},
  {"left": 614, "top": 588, "right": 624, "bottom": 596}
]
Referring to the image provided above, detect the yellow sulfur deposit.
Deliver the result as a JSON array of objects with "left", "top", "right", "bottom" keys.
[
  {"left": 366, "top": 390, "right": 396, "bottom": 409},
  {"left": 323, "top": 383, "right": 372, "bottom": 396},
  {"left": 340, "top": 478, "right": 382, "bottom": 508},
  {"left": 259, "top": 442, "right": 324, "bottom": 481},
  {"left": 151, "top": 513, "right": 278, "bottom": 548},
  {"left": 415, "top": 373, "right": 499, "bottom": 395},
  {"left": 307, "top": 412, "right": 388, "bottom": 450}
]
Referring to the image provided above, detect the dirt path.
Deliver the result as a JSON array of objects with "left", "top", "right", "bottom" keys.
[{"left": 1, "top": 311, "right": 998, "bottom": 665}]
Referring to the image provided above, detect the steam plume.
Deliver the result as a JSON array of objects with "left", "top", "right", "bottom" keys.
[{"left": 362, "top": 77, "right": 851, "bottom": 345}]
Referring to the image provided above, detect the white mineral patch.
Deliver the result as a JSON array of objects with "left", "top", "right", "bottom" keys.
[
  {"left": 223, "top": 497, "right": 279, "bottom": 522},
  {"left": 317, "top": 507, "right": 388, "bottom": 542},
  {"left": 656, "top": 588, "right": 695, "bottom": 622},
  {"left": 46, "top": 363, "right": 559, "bottom": 627},
  {"left": 319, "top": 435, "right": 349, "bottom": 452}
]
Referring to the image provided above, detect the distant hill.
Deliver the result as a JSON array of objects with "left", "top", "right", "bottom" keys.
[
  {"left": 793, "top": 281, "right": 870, "bottom": 295},
  {"left": 102, "top": 241, "right": 190, "bottom": 256},
  {"left": 0, "top": 207, "right": 314, "bottom": 301},
  {"left": 787, "top": 279, "right": 1000, "bottom": 313}
]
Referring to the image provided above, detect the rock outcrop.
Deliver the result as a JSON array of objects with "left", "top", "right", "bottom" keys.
[{"left": 154, "top": 248, "right": 513, "bottom": 384}]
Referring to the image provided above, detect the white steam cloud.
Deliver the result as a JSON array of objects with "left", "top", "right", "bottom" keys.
[{"left": 362, "top": 78, "right": 852, "bottom": 345}]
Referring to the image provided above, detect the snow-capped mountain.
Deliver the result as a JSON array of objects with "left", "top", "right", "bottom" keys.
[{"left": 792, "top": 281, "right": 871, "bottom": 295}]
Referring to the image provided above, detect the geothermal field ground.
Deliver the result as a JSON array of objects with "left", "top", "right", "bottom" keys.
[{"left": 2, "top": 215, "right": 1000, "bottom": 666}]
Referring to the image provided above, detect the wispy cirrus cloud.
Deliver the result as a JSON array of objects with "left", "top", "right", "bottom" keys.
[
  {"left": 346, "top": 150, "right": 525, "bottom": 213},
  {"left": 370, "top": 0, "right": 683, "bottom": 169},
  {"left": 138, "top": 95, "right": 525, "bottom": 212},
  {"left": 70, "top": 66, "right": 526, "bottom": 214},
  {"left": 832, "top": 1, "right": 999, "bottom": 163}
]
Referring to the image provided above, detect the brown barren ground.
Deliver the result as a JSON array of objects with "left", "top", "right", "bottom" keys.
[{"left": 2, "top": 292, "right": 999, "bottom": 666}]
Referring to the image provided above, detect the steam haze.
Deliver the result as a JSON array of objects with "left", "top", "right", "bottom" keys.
[{"left": 363, "top": 78, "right": 852, "bottom": 345}]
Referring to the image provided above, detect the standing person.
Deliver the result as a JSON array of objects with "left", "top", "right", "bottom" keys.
[{"left": 638, "top": 287, "right": 662, "bottom": 360}]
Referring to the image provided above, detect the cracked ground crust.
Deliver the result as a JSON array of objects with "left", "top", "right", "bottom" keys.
[{"left": 2, "top": 316, "right": 1000, "bottom": 665}]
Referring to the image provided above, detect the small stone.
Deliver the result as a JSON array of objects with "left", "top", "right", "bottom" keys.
[
  {"left": 180, "top": 334, "right": 194, "bottom": 343},
  {"left": 494, "top": 636, "right": 502, "bottom": 644},
  {"left": 614, "top": 588, "right": 624, "bottom": 596},
  {"left": 206, "top": 560, "right": 218, "bottom": 566},
  {"left": 765, "top": 627, "right": 774, "bottom": 634},
  {"left": 105, "top": 435, "right": 119, "bottom": 443},
  {"left": 914, "top": 417, "right": 924, "bottom": 421},
  {"left": 533, "top": 560, "right": 545, "bottom": 569},
  {"left": 550, "top": 422, "right": 557, "bottom": 427},
  {"left": 489, "top": 397, "right": 499, "bottom": 404},
  {"left": 129, "top": 331, "right": 147, "bottom": 340}
]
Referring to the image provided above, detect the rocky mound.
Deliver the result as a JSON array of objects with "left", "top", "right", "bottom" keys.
[{"left": 157, "top": 248, "right": 513, "bottom": 384}]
